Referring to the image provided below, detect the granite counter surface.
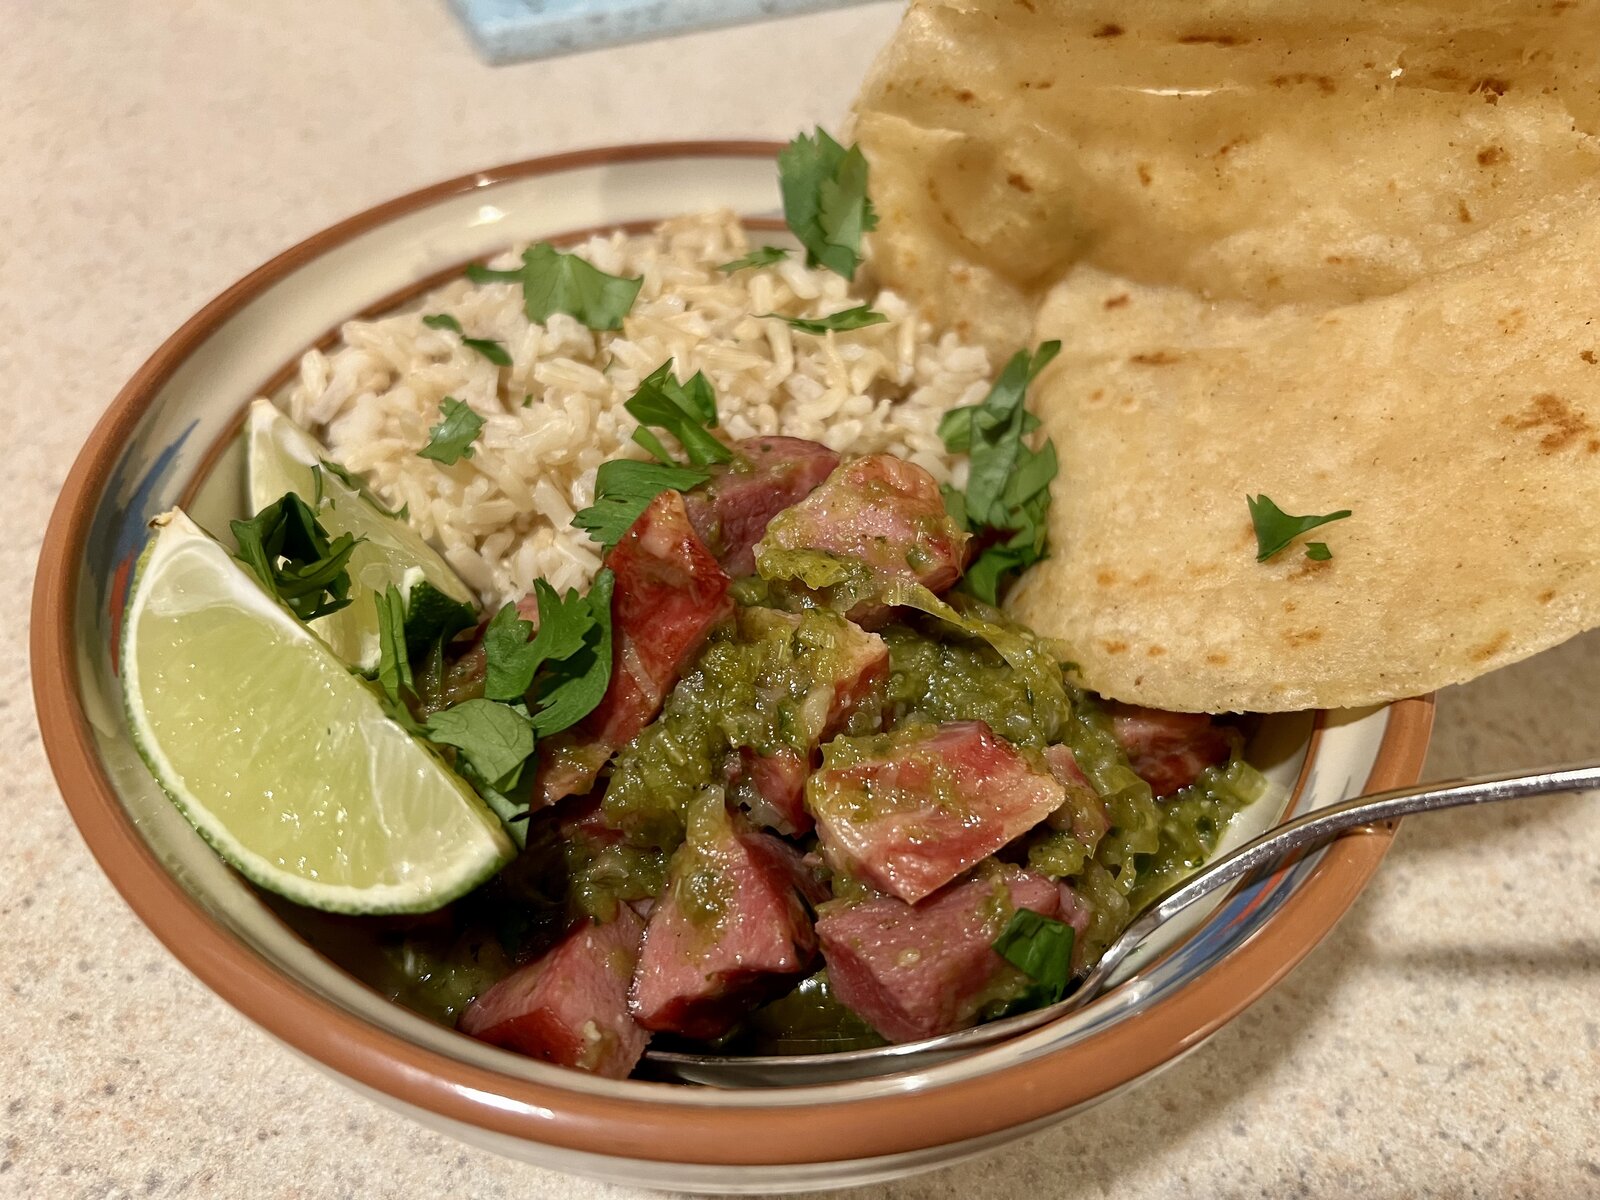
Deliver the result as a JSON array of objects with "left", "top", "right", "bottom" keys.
[{"left": 3, "top": 2, "right": 1597, "bottom": 1196}]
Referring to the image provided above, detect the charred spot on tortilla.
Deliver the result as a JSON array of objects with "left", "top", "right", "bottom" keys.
[
  {"left": 1500, "top": 393, "right": 1598, "bottom": 455},
  {"left": 1269, "top": 73, "right": 1338, "bottom": 95}
]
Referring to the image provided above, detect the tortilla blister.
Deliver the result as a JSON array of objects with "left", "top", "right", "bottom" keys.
[{"left": 851, "top": 0, "right": 1600, "bottom": 710}]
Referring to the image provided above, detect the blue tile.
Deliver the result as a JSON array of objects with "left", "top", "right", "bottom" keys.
[{"left": 447, "top": 0, "right": 873, "bottom": 63}]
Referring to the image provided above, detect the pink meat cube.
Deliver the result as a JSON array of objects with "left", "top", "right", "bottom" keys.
[
  {"left": 630, "top": 795, "right": 824, "bottom": 1040},
  {"left": 1044, "top": 743, "right": 1111, "bottom": 846},
  {"left": 459, "top": 908, "right": 648, "bottom": 1078},
  {"left": 1108, "top": 705, "right": 1234, "bottom": 797},
  {"left": 817, "top": 867, "right": 1063, "bottom": 1043},
  {"left": 536, "top": 490, "right": 733, "bottom": 805},
  {"left": 732, "top": 746, "right": 812, "bottom": 836},
  {"left": 807, "top": 721, "right": 1066, "bottom": 903},
  {"left": 755, "top": 454, "right": 969, "bottom": 620},
  {"left": 683, "top": 436, "right": 840, "bottom": 577}
]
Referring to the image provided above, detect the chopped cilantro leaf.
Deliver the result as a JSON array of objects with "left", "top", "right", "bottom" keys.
[
  {"left": 373, "top": 584, "right": 412, "bottom": 704},
  {"left": 1305, "top": 541, "right": 1333, "bottom": 561},
  {"left": 1247, "top": 495, "right": 1352, "bottom": 562},
  {"left": 418, "top": 397, "right": 484, "bottom": 465},
  {"left": 624, "top": 361, "right": 732, "bottom": 467},
  {"left": 529, "top": 568, "right": 614, "bottom": 738},
  {"left": 938, "top": 342, "right": 1063, "bottom": 602},
  {"left": 230, "top": 492, "right": 362, "bottom": 622},
  {"left": 422, "top": 312, "right": 511, "bottom": 366},
  {"left": 425, "top": 698, "right": 535, "bottom": 791},
  {"left": 483, "top": 581, "right": 592, "bottom": 701},
  {"left": 993, "top": 908, "right": 1076, "bottom": 1009},
  {"left": 939, "top": 409, "right": 1040, "bottom": 454},
  {"left": 572, "top": 459, "right": 711, "bottom": 552},
  {"left": 464, "top": 337, "right": 511, "bottom": 366},
  {"left": 481, "top": 603, "right": 538, "bottom": 701},
  {"left": 940, "top": 484, "right": 968, "bottom": 530},
  {"left": 719, "top": 246, "right": 791, "bottom": 272},
  {"left": 956, "top": 342, "right": 1062, "bottom": 526},
  {"left": 768, "top": 305, "right": 888, "bottom": 334},
  {"left": 778, "top": 128, "right": 878, "bottom": 281},
  {"left": 466, "top": 243, "right": 642, "bottom": 331},
  {"left": 401, "top": 581, "right": 477, "bottom": 652}
]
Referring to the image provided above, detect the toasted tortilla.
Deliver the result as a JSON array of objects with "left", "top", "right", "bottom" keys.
[
  {"left": 852, "top": 0, "right": 1600, "bottom": 710},
  {"left": 851, "top": 0, "right": 1600, "bottom": 357},
  {"left": 1010, "top": 194, "right": 1600, "bottom": 710}
]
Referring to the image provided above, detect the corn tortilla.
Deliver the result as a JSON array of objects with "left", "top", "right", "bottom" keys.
[{"left": 853, "top": 0, "right": 1600, "bottom": 709}]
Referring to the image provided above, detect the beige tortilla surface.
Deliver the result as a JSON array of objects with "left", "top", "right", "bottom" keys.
[
  {"left": 854, "top": 0, "right": 1600, "bottom": 710},
  {"left": 852, "top": 0, "right": 1600, "bottom": 359},
  {"left": 1010, "top": 192, "right": 1600, "bottom": 711}
]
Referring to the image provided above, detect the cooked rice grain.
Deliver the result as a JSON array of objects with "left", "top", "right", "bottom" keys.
[{"left": 281, "top": 212, "right": 991, "bottom": 606}]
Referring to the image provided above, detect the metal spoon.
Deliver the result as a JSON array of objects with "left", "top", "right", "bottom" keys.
[{"left": 646, "top": 761, "right": 1600, "bottom": 1087}]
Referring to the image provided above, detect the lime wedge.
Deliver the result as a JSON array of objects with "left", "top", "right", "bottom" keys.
[
  {"left": 245, "top": 399, "right": 477, "bottom": 671},
  {"left": 123, "top": 509, "right": 514, "bottom": 914}
]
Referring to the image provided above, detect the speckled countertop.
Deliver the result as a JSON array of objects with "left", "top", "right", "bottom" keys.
[{"left": 5, "top": 3, "right": 1599, "bottom": 1197}]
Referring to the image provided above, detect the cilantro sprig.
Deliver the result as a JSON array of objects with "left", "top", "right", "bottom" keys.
[
  {"left": 719, "top": 246, "right": 790, "bottom": 273},
  {"left": 572, "top": 460, "right": 710, "bottom": 553},
  {"left": 231, "top": 492, "right": 363, "bottom": 622},
  {"left": 938, "top": 342, "right": 1063, "bottom": 604},
  {"left": 373, "top": 569, "right": 614, "bottom": 795},
  {"left": 418, "top": 397, "right": 484, "bottom": 465},
  {"left": 778, "top": 129, "right": 878, "bottom": 281},
  {"left": 992, "top": 908, "right": 1076, "bottom": 1010},
  {"left": 467, "top": 243, "right": 642, "bottom": 331},
  {"left": 485, "top": 570, "right": 616, "bottom": 737},
  {"left": 422, "top": 313, "right": 512, "bottom": 366},
  {"left": 425, "top": 699, "right": 536, "bottom": 791},
  {"left": 624, "top": 361, "right": 732, "bottom": 467},
  {"left": 570, "top": 362, "right": 730, "bottom": 552},
  {"left": 1247, "top": 495, "right": 1352, "bottom": 562},
  {"left": 769, "top": 305, "right": 888, "bottom": 335},
  {"left": 373, "top": 584, "right": 414, "bottom": 705}
]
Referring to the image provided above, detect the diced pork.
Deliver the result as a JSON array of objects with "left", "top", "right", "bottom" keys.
[
  {"left": 684, "top": 436, "right": 840, "bottom": 576},
  {"left": 755, "top": 454, "right": 970, "bottom": 615},
  {"left": 630, "top": 794, "right": 824, "bottom": 1040},
  {"left": 459, "top": 908, "right": 648, "bottom": 1078},
  {"left": 725, "top": 608, "right": 889, "bottom": 836},
  {"left": 807, "top": 721, "right": 1065, "bottom": 904},
  {"left": 1108, "top": 705, "right": 1234, "bottom": 798},
  {"left": 536, "top": 491, "right": 733, "bottom": 805},
  {"left": 732, "top": 746, "right": 812, "bottom": 836},
  {"left": 813, "top": 614, "right": 892, "bottom": 735},
  {"left": 1044, "top": 743, "right": 1111, "bottom": 846},
  {"left": 817, "top": 867, "right": 1062, "bottom": 1043}
]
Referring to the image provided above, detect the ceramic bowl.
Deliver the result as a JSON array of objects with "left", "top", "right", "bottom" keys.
[{"left": 30, "top": 142, "right": 1434, "bottom": 1193}]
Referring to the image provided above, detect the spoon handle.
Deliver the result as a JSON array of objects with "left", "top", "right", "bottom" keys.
[{"left": 1076, "top": 761, "right": 1600, "bottom": 1002}]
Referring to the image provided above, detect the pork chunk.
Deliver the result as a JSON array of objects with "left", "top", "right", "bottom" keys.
[
  {"left": 817, "top": 867, "right": 1062, "bottom": 1043},
  {"left": 807, "top": 721, "right": 1065, "bottom": 904},
  {"left": 459, "top": 908, "right": 648, "bottom": 1078},
  {"left": 630, "top": 793, "right": 824, "bottom": 1040}
]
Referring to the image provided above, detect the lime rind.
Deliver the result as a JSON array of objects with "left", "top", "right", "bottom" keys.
[
  {"left": 122, "top": 510, "right": 513, "bottom": 914},
  {"left": 244, "top": 399, "right": 477, "bottom": 672}
]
